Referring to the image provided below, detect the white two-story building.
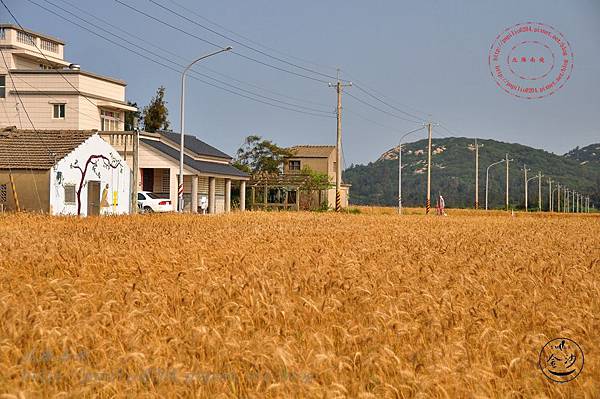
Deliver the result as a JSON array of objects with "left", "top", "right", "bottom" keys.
[{"left": 0, "top": 24, "right": 136, "bottom": 131}]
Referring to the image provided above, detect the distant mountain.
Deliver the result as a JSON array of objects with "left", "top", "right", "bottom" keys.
[
  {"left": 564, "top": 143, "right": 600, "bottom": 166},
  {"left": 343, "top": 137, "right": 600, "bottom": 209}
]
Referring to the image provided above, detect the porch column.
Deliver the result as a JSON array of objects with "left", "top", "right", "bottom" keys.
[
  {"left": 225, "top": 178, "right": 231, "bottom": 213},
  {"left": 208, "top": 177, "right": 216, "bottom": 214},
  {"left": 169, "top": 168, "right": 178, "bottom": 209},
  {"left": 240, "top": 181, "right": 246, "bottom": 211},
  {"left": 191, "top": 175, "right": 198, "bottom": 213}
]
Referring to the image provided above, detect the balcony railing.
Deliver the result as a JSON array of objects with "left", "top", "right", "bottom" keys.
[{"left": 16, "top": 30, "right": 35, "bottom": 46}]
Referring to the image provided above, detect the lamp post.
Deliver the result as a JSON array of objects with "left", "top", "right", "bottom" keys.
[
  {"left": 178, "top": 46, "right": 232, "bottom": 212},
  {"left": 486, "top": 159, "right": 506, "bottom": 210},
  {"left": 397, "top": 126, "right": 426, "bottom": 214},
  {"left": 526, "top": 174, "right": 538, "bottom": 212},
  {"left": 523, "top": 165, "right": 530, "bottom": 212}
]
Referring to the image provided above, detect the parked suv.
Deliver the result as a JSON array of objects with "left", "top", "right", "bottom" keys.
[{"left": 137, "top": 191, "right": 173, "bottom": 213}]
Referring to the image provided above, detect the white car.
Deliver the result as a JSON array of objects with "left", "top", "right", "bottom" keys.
[{"left": 137, "top": 191, "right": 173, "bottom": 213}]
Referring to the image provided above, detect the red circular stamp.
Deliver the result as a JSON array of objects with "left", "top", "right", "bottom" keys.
[{"left": 488, "top": 22, "right": 574, "bottom": 99}]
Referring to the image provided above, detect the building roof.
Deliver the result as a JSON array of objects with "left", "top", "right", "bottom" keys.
[
  {"left": 288, "top": 145, "right": 335, "bottom": 158},
  {"left": 158, "top": 131, "right": 232, "bottom": 160},
  {"left": 0, "top": 24, "right": 65, "bottom": 45},
  {"left": 141, "top": 138, "right": 249, "bottom": 179},
  {"left": 10, "top": 69, "right": 127, "bottom": 86},
  {"left": 0, "top": 128, "right": 95, "bottom": 169}
]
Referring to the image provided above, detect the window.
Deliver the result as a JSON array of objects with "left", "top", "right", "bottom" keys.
[
  {"left": 289, "top": 160, "right": 301, "bottom": 171},
  {"left": 53, "top": 103, "right": 65, "bottom": 118},
  {"left": 64, "top": 184, "right": 76, "bottom": 204},
  {"left": 0, "top": 184, "right": 7, "bottom": 203},
  {"left": 39, "top": 64, "right": 53, "bottom": 70},
  {"left": 0, "top": 76, "right": 5, "bottom": 98},
  {"left": 0, "top": 28, "right": 5, "bottom": 40},
  {"left": 161, "top": 170, "right": 170, "bottom": 193},
  {"left": 17, "top": 31, "right": 35, "bottom": 46},
  {"left": 137, "top": 193, "right": 145, "bottom": 201},
  {"left": 100, "top": 109, "right": 120, "bottom": 131},
  {"left": 40, "top": 39, "right": 58, "bottom": 53}
]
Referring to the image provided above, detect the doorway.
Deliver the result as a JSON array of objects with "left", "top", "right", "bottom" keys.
[
  {"left": 142, "top": 169, "right": 154, "bottom": 192},
  {"left": 87, "top": 180, "right": 100, "bottom": 216}
]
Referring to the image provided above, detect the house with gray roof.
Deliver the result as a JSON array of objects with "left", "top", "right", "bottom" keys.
[{"left": 100, "top": 130, "right": 249, "bottom": 214}]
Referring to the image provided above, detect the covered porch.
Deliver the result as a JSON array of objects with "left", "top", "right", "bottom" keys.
[{"left": 140, "top": 167, "right": 247, "bottom": 213}]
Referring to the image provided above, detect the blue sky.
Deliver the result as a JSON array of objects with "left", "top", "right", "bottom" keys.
[{"left": 6, "top": 0, "right": 600, "bottom": 165}]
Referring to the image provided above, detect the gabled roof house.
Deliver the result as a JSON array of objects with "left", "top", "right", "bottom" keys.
[
  {"left": 0, "top": 127, "right": 130, "bottom": 215},
  {"left": 101, "top": 130, "right": 249, "bottom": 214}
]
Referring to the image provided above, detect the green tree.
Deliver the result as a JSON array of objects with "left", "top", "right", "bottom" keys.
[
  {"left": 233, "top": 135, "right": 292, "bottom": 174},
  {"left": 301, "top": 166, "right": 332, "bottom": 210},
  {"left": 124, "top": 101, "right": 141, "bottom": 131},
  {"left": 142, "top": 86, "right": 170, "bottom": 132}
]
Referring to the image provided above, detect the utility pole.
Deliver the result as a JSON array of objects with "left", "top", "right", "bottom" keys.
[
  {"left": 474, "top": 138, "right": 483, "bottom": 209},
  {"left": 572, "top": 190, "right": 575, "bottom": 213},
  {"left": 523, "top": 165, "right": 530, "bottom": 212},
  {"left": 538, "top": 172, "right": 542, "bottom": 212},
  {"left": 548, "top": 178, "right": 552, "bottom": 212},
  {"left": 131, "top": 129, "right": 139, "bottom": 214},
  {"left": 505, "top": 153, "right": 513, "bottom": 211},
  {"left": 556, "top": 183, "right": 560, "bottom": 212},
  {"left": 397, "top": 126, "right": 426, "bottom": 215},
  {"left": 426, "top": 123, "right": 433, "bottom": 214},
  {"left": 330, "top": 69, "right": 352, "bottom": 212}
]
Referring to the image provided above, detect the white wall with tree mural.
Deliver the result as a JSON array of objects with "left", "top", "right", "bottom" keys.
[{"left": 49, "top": 134, "right": 131, "bottom": 216}]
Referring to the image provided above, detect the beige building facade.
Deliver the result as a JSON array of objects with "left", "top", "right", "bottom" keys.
[
  {"left": 284, "top": 145, "right": 350, "bottom": 208},
  {"left": 101, "top": 131, "right": 249, "bottom": 214},
  {"left": 0, "top": 24, "right": 135, "bottom": 131}
]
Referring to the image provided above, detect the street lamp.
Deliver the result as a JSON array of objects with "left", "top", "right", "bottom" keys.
[
  {"left": 397, "top": 126, "right": 426, "bottom": 214},
  {"left": 525, "top": 174, "right": 539, "bottom": 212},
  {"left": 178, "top": 46, "right": 232, "bottom": 212},
  {"left": 485, "top": 159, "right": 505, "bottom": 210}
]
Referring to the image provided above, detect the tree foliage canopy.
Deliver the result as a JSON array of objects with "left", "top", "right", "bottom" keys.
[
  {"left": 142, "top": 86, "right": 170, "bottom": 133},
  {"left": 124, "top": 101, "right": 141, "bottom": 131},
  {"left": 233, "top": 135, "right": 292, "bottom": 174}
]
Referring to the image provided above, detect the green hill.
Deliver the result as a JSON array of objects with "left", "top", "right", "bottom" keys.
[{"left": 343, "top": 138, "right": 600, "bottom": 209}]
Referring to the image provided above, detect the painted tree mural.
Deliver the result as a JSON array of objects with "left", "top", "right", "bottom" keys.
[{"left": 71, "top": 154, "right": 123, "bottom": 216}]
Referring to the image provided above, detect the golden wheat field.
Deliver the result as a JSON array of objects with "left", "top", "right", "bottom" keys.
[{"left": 0, "top": 210, "right": 599, "bottom": 398}]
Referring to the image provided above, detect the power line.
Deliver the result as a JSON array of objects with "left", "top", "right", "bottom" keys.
[
  {"left": 340, "top": 70, "right": 434, "bottom": 120},
  {"left": 55, "top": 0, "right": 331, "bottom": 109},
  {"left": 7, "top": 73, "right": 119, "bottom": 125},
  {"left": 168, "top": 0, "right": 339, "bottom": 73},
  {"left": 36, "top": 0, "right": 333, "bottom": 114},
  {"left": 23, "top": 0, "right": 334, "bottom": 118},
  {"left": 2, "top": 0, "right": 127, "bottom": 124},
  {"left": 0, "top": 47, "right": 56, "bottom": 164},
  {"left": 113, "top": 0, "right": 330, "bottom": 84},
  {"left": 345, "top": 107, "right": 421, "bottom": 135},
  {"left": 345, "top": 91, "right": 424, "bottom": 124},
  {"left": 353, "top": 84, "right": 426, "bottom": 122},
  {"left": 149, "top": 0, "right": 341, "bottom": 82}
]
